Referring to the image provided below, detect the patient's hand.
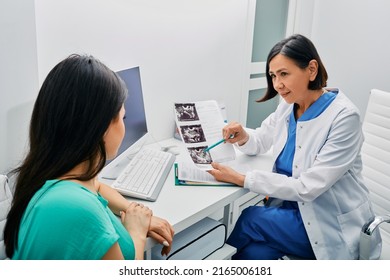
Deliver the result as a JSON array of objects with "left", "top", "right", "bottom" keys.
[
  {"left": 148, "top": 216, "right": 175, "bottom": 256},
  {"left": 121, "top": 202, "right": 152, "bottom": 259}
]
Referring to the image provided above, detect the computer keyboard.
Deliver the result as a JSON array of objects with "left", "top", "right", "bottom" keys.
[{"left": 112, "top": 147, "right": 176, "bottom": 201}]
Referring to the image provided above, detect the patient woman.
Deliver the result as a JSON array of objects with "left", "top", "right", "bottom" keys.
[{"left": 4, "top": 54, "right": 174, "bottom": 260}]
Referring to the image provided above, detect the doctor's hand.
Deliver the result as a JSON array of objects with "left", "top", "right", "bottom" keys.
[
  {"left": 222, "top": 122, "right": 249, "bottom": 146},
  {"left": 148, "top": 216, "right": 175, "bottom": 256},
  {"left": 208, "top": 162, "right": 245, "bottom": 187}
]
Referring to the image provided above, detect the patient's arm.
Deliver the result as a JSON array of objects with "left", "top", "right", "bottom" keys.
[
  {"left": 97, "top": 180, "right": 174, "bottom": 254},
  {"left": 97, "top": 180, "right": 129, "bottom": 215},
  {"left": 102, "top": 242, "right": 125, "bottom": 260}
]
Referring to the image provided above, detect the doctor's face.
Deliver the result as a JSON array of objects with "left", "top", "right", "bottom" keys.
[{"left": 268, "top": 54, "right": 317, "bottom": 104}]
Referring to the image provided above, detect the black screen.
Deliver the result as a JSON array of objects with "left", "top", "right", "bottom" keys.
[{"left": 111, "top": 66, "right": 148, "bottom": 161}]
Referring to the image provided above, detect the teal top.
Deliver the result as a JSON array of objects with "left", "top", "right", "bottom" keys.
[{"left": 13, "top": 180, "right": 135, "bottom": 260}]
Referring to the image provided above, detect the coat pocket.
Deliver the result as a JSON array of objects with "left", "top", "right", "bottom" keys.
[{"left": 337, "top": 201, "right": 373, "bottom": 258}]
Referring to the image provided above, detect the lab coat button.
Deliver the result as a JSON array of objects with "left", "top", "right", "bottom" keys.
[
  {"left": 298, "top": 145, "right": 302, "bottom": 149},
  {"left": 294, "top": 165, "right": 298, "bottom": 168},
  {"left": 307, "top": 222, "right": 311, "bottom": 226}
]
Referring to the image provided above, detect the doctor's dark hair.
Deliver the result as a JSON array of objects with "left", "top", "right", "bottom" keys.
[
  {"left": 257, "top": 34, "right": 328, "bottom": 102},
  {"left": 4, "top": 54, "right": 127, "bottom": 258}
]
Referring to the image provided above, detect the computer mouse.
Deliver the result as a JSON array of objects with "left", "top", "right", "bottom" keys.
[{"left": 161, "top": 146, "right": 180, "bottom": 155}]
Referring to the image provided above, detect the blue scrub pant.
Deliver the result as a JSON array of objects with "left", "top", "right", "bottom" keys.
[{"left": 226, "top": 203, "right": 316, "bottom": 260}]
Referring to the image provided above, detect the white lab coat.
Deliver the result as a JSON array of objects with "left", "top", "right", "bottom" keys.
[{"left": 238, "top": 89, "right": 382, "bottom": 259}]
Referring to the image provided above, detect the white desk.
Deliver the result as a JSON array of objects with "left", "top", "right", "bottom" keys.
[{"left": 104, "top": 137, "right": 274, "bottom": 259}]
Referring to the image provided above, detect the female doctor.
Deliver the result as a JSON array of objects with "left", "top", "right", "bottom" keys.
[{"left": 208, "top": 34, "right": 381, "bottom": 259}]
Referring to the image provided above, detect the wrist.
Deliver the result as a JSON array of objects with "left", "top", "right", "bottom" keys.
[
  {"left": 237, "top": 133, "right": 249, "bottom": 146},
  {"left": 132, "top": 236, "right": 147, "bottom": 260},
  {"left": 235, "top": 174, "right": 245, "bottom": 187},
  {"left": 118, "top": 203, "right": 131, "bottom": 217},
  {"left": 128, "top": 229, "right": 148, "bottom": 244}
]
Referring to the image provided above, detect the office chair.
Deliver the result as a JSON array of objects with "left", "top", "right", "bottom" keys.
[
  {"left": 0, "top": 174, "right": 12, "bottom": 259},
  {"left": 359, "top": 89, "right": 390, "bottom": 259}
]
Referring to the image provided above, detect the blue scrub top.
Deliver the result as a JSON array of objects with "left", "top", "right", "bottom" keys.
[
  {"left": 273, "top": 91, "right": 337, "bottom": 209},
  {"left": 275, "top": 91, "right": 337, "bottom": 177}
]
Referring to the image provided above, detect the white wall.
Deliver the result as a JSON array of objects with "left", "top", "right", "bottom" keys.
[
  {"left": 5, "top": 0, "right": 386, "bottom": 175},
  {"left": 0, "top": 0, "right": 39, "bottom": 174},
  {"left": 308, "top": 0, "right": 390, "bottom": 118},
  {"left": 0, "top": 0, "right": 252, "bottom": 173},
  {"left": 34, "top": 0, "right": 250, "bottom": 141}
]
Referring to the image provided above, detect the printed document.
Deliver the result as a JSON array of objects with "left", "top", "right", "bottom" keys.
[{"left": 174, "top": 100, "right": 235, "bottom": 170}]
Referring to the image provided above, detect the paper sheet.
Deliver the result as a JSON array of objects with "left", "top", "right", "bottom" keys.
[
  {"left": 176, "top": 161, "right": 233, "bottom": 185},
  {"left": 174, "top": 100, "right": 235, "bottom": 170}
]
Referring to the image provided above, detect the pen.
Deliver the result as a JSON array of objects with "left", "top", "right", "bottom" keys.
[{"left": 204, "top": 134, "right": 235, "bottom": 152}]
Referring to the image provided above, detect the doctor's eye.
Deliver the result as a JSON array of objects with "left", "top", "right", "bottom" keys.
[{"left": 280, "top": 72, "right": 288, "bottom": 77}]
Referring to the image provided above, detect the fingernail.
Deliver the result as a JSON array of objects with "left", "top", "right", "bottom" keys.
[{"left": 163, "top": 241, "right": 169, "bottom": 247}]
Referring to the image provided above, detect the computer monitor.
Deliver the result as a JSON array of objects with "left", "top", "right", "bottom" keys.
[{"left": 99, "top": 66, "right": 148, "bottom": 180}]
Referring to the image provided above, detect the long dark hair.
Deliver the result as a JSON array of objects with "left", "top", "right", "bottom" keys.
[
  {"left": 4, "top": 54, "right": 127, "bottom": 258},
  {"left": 257, "top": 34, "right": 328, "bottom": 102}
]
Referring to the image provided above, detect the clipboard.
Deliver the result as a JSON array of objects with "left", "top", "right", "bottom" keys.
[{"left": 174, "top": 163, "right": 235, "bottom": 186}]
